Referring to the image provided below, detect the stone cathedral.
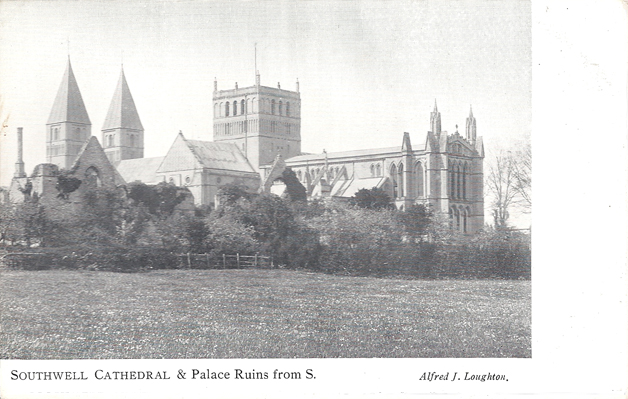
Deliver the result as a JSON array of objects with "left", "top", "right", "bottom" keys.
[{"left": 4, "top": 60, "right": 484, "bottom": 233}]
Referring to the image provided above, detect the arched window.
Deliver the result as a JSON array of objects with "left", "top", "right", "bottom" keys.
[
  {"left": 455, "top": 207, "right": 461, "bottom": 231},
  {"left": 220, "top": 102, "right": 224, "bottom": 117},
  {"left": 370, "top": 164, "right": 375, "bottom": 177},
  {"left": 271, "top": 99, "right": 276, "bottom": 115},
  {"left": 449, "top": 208, "right": 453, "bottom": 229},
  {"left": 53, "top": 128, "right": 59, "bottom": 141},
  {"left": 449, "top": 163, "right": 455, "bottom": 198},
  {"left": 462, "top": 164, "right": 467, "bottom": 199},
  {"left": 233, "top": 100, "right": 238, "bottom": 116},
  {"left": 279, "top": 101, "right": 283, "bottom": 115},
  {"left": 241, "top": 99, "right": 246, "bottom": 114},
  {"left": 463, "top": 207, "right": 470, "bottom": 233},
  {"left": 398, "top": 163, "right": 404, "bottom": 197},
  {"left": 456, "top": 165, "right": 462, "bottom": 199},
  {"left": 225, "top": 102, "right": 230, "bottom": 117},
  {"left": 390, "top": 163, "right": 398, "bottom": 198},
  {"left": 246, "top": 98, "right": 251, "bottom": 114},
  {"left": 286, "top": 102, "right": 290, "bottom": 117},
  {"left": 415, "top": 162, "right": 424, "bottom": 198},
  {"left": 84, "top": 166, "right": 101, "bottom": 189},
  {"left": 376, "top": 164, "right": 381, "bottom": 177}
]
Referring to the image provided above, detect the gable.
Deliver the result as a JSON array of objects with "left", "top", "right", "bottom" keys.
[
  {"left": 69, "top": 136, "right": 125, "bottom": 187},
  {"left": 157, "top": 133, "right": 203, "bottom": 173}
]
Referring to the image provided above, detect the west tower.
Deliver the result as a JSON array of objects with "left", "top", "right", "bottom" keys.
[
  {"left": 46, "top": 59, "right": 92, "bottom": 169},
  {"left": 212, "top": 73, "right": 301, "bottom": 171},
  {"left": 101, "top": 67, "right": 144, "bottom": 164}
]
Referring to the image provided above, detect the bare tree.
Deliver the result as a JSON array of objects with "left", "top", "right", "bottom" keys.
[
  {"left": 486, "top": 153, "right": 518, "bottom": 228},
  {"left": 511, "top": 143, "right": 531, "bottom": 213},
  {"left": 486, "top": 142, "right": 532, "bottom": 228}
]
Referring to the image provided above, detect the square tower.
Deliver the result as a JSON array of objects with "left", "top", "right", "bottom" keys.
[{"left": 212, "top": 74, "right": 301, "bottom": 171}]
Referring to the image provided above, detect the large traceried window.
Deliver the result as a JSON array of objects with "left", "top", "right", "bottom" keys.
[
  {"left": 398, "top": 163, "right": 404, "bottom": 197},
  {"left": 415, "top": 162, "right": 424, "bottom": 198},
  {"left": 390, "top": 163, "right": 398, "bottom": 198}
]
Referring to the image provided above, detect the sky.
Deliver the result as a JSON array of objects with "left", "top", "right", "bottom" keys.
[{"left": 0, "top": 0, "right": 531, "bottom": 222}]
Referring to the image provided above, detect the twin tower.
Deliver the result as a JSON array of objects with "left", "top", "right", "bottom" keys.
[{"left": 46, "top": 59, "right": 143, "bottom": 169}]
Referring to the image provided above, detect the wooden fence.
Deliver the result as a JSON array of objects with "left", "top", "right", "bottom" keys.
[{"left": 178, "top": 253, "right": 274, "bottom": 269}]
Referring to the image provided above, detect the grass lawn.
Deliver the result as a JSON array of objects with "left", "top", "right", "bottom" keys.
[{"left": 0, "top": 269, "right": 530, "bottom": 359}]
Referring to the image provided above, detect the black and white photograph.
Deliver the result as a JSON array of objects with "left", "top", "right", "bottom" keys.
[{"left": 0, "top": 0, "right": 625, "bottom": 398}]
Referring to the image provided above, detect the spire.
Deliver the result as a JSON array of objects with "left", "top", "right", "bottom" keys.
[
  {"left": 102, "top": 67, "right": 143, "bottom": 130},
  {"left": 47, "top": 59, "right": 91, "bottom": 125},
  {"left": 430, "top": 99, "right": 441, "bottom": 136},
  {"left": 466, "top": 105, "right": 477, "bottom": 143}
]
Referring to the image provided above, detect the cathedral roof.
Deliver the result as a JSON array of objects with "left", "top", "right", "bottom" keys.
[
  {"left": 185, "top": 139, "right": 256, "bottom": 173},
  {"left": 47, "top": 59, "right": 91, "bottom": 125},
  {"left": 116, "top": 156, "right": 165, "bottom": 184},
  {"left": 102, "top": 68, "right": 143, "bottom": 131}
]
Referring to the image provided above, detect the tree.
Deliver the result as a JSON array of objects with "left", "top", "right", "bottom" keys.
[
  {"left": 349, "top": 187, "right": 394, "bottom": 210},
  {"left": 277, "top": 168, "right": 307, "bottom": 202},
  {"left": 486, "top": 143, "right": 532, "bottom": 228},
  {"left": 127, "top": 182, "right": 188, "bottom": 216},
  {"left": 512, "top": 142, "right": 531, "bottom": 213},
  {"left": 396, "top": 203, "right": 433, "bottom": 243},
  {"left": 56, "top": 170, "right": 82, "bottom": 200}
]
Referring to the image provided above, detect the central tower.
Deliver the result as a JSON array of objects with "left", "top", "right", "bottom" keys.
[{"left": 212, "top": 72, "right": 301, "bottom": 171}]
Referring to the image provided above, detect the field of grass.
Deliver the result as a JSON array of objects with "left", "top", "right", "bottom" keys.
[{"left": 0, "top": 269, "right": 530, "bottom": 359}]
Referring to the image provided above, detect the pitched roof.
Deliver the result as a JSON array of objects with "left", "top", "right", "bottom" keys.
[
  {"left": 185, "top": 139, "right": 256, "bottom": 173},
  {"left": 331, "top": 176, "right": 387, "bottom": 197},
  {"left": 116, "top": 156, "right": 165, "bottom": 184},
  {"left": 47, "top": 59, "right": 91, "bottom": 125},
  {"left": 102, "top": 68, "right": 143, "bottom": 130}
]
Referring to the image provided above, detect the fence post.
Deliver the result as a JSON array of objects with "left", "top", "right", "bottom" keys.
[
  {"left": 206, "top": 253, "right": 210, "bottom": 268},
  {"left": 236, "top": 253, "right": 240, "bottom": 268},
  {"left": 187, "top": 253, "right": 191, "bottom": 268},
  {"left": 271, "top": 256, "right": 274, "bottom": 268},
  {"left": 223, "top": 253, "right": 226, "bottom": 269}
]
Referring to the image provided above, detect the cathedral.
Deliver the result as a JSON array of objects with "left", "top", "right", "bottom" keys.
[{"left": 4, "top": 59, "right": 484, "bottom": 233}]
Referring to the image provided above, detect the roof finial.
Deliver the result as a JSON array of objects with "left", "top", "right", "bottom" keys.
[
  {"left": 455, "top": 124, "right": 459, "bottom": 133},
  {"left": 121, "top": 50, "right": 124, "bottom": 69}
]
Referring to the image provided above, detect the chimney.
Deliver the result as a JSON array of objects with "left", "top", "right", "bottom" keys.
[
  {"left": 277, "top": 82, "right": 281, "bottom": 89},
  {"left": 14, "top": 127, "right": 26, "bottom": 178},
  {"left": 235, "top": 82, "right": 238, "bottom": 90},
  {"left": 296, "top": 78, "right": 300, "bottom": 93}
]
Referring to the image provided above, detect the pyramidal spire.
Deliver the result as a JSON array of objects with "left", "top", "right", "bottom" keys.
[
  {"left": 102, "top": 67, "right": 143, "bottom": 130},
  {"left": 47, "top": 59, "right": 91, "bottom": 125}
]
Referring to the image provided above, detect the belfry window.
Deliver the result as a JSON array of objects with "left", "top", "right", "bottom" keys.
[
  {"left": 271, "top": 100, "right": 276, "bottom": 115},
  {"left": 370, "top": 164, "right": 375, "bottom": 177}
]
